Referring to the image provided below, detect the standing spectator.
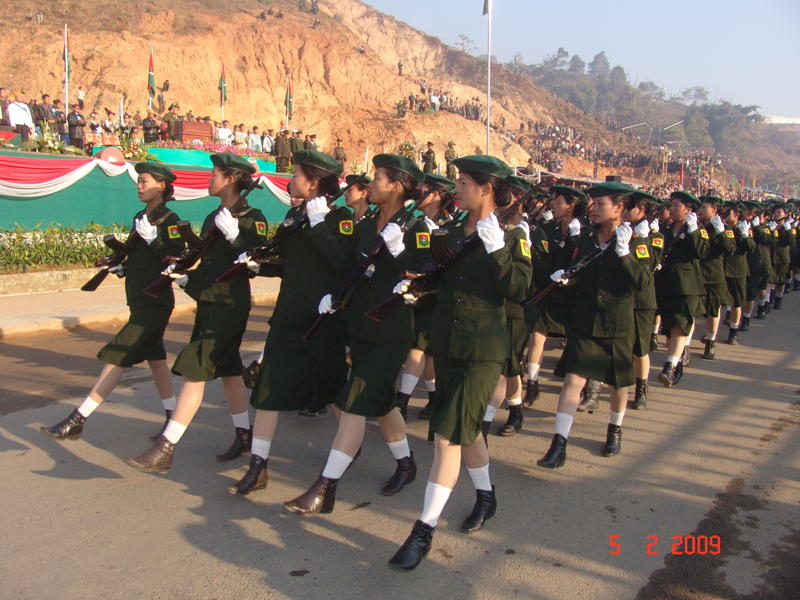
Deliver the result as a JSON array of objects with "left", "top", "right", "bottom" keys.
[
  {"left": 162, "top": 104, "right": 180, "bottom": 141},
  {"left": 233, "top": 123, "right": 248, "bottom": 148},
  {"left": 7, "top": 92, "right": 34, "bottom": 141},
  {"left": 261, "top": 128, "right": 275, "bottom": 155},
  {"left": 216, "top": 119, "right": 233, "bottom": 144},
  {"left": 77, "top": 86, "right": 86, "bottom": 110},
  {"left": 142, "top": 111, "right": 160, "bottom": 144},
  {"left": 273, "top": 129, "right": 291, "bottom": 172},
  {"left": 248, "top": 126, "right": 263, "bottom": 152},
  {"left": 332, "top": 138, "right": 347, "bottom": 168},
  {"left": 421, "top": 141, "right": 437, "bottom": 173},
  {"left": 52, "top": 99, "right": 67, "bottom": 143},
  {"left": 397, "top": 60, "right": 404, "bottom": 76},
  {"left": 66, "top": 103, "right": 85, "bottom": 150},
  {"left": 0, "top": 87, "right": 11, "bottom": 126}
]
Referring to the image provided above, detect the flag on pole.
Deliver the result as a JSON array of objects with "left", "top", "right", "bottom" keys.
[
  {"left": 284, "top": 82, "right": 293, "bottom": 121},
  {"left": 63, "top": 25, "right": 70, "bottom": 82},
  {"left": 147, "top": 51, "right": 155, "bottom": 99},
  {"left": 483, "top": 0, "right": 490, "bottom": 15},
  {"left": 218, "top": 64, "right": 227, "bottom": 107}
]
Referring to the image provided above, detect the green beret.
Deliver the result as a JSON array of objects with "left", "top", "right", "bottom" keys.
[
  {"left": 670, "top": 191, "right": 701, "bottom": 210},
  {"left": 134, "top": 161, "right": 176, "bottom": 183},
  {"left": 372, "top": 153, "right": 425, "bottom": 185},
  {"left": 550, "top": 184, "right": 587, "bottom": 204},
  {"left": 293, "top": 149, "right": 343, "bottom": 177},
  {"left": 700, "top": 195, "right": 724, "bottom": 207},
  {"left": 587, "top": 181, "right": 635, "bottom": 198},
  {"left": 452, "top": 155, "right": 512, "bottom": 180},
  {"left": 630, "top": 190, "right": 660, "bottom": 205},
  {"left": 505, "top": 175, "right": 532, "bottom": 194},
  {"left": 345, "top": 173, "right": 371, "bottom": 187},
  {"left": 742, "top": 200, "right": 760, "bottom": 210},
  {"left": 772, "top": 202, "right": 790, "bottom": 211},
  {"left": 424, "top": 173, "right": 455, "bottom": 192},
  {"left": 210, "top": 152, "right": 256, "bottom": 175}
]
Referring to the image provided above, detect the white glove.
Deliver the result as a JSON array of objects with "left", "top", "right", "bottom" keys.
[
  {"left": 634, "top": 220, "right": 650, "bottom": 238},
  {"left": 108, "top": 264, "right": 125, "bottom": 278},
  {"left": 393, "top": 278, "right": 418, "bottom": 305},
  {"left": 423, "top": 216, "right": 439, "bottom": 232},
  {"left": 135, "top": 214, "right": 158, "bottom": 244},
  {"left": 736, "top": 221, "right": 749, "bottom": 236},
  {"left": 214, "top": 207, "right": 239, "bottom": 243},
  {"left": 476, "top": 212, "right": 505, "bottom": 254},
  {"left": 768, "top": 220, "right": 777, "bottom": 231},
  {"left": 650, "top": 218, "right": 660, "bottom": 233},
  {"left": 380, "top": 222, "right": 405, "bottom": 257},
  {"left": 751, "top": 216, "right": 760, "bottom": 227},
  {"left": 567, "top": 218, "right": 581, "bottom": 236},
  {"left": 306, "top": 196, "right": 330, "bottom": 228},
  {"left": 542, "top": 209, "right": 553, "bottom": 223},
  {"left": 317, "top": 293, "right": 337, "bottom": 314},
  {"left": 236, "top": 251, "right": 260, "bottom": 272},
  {"left": 710, "top": 214, "right": 725, "bottom": 234},
  {"left": 550, "top": 268, "right": 568, "bottom": 285},
  {"left": 516, "top": 219, "right": 531, "bottom": 243},
  {"left": 685, "top": 212, "right": 698, "bottom": 233},
  {"left": 615, "top": 223, "right": 633, "bottom": 257},
  {"left": 782, "top": 221, "right": 791, "bottom": 231}
]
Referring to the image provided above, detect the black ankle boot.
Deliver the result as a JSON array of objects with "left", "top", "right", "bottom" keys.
[
  {"left": 388, "top": 520, "right": 434, "bottom": 571},
  {"left": 740, "top": 316, "right": 750, "bottom": 331},
  {"left": 150, "top": 409, "right": 173, "bottom": 441},
  {"left": 774, "top": 296, "right": 782, "bottom": 310},
  {"left": 418, "top": 392, "right": 433, "bottom": 419},
  {"left": 602, "top": 424, "right": 622, "bottom": 457},
  {"left": 673, "top": 361, "right": 684, "bottom": 385},
  {"left": 481, "top": 420, "right": 491, "bottom": 447},
  {"left": 242, "top": 360, "right": 260, "bottom": 390},
  {"left": 681, "top": 345, "right": 692, "bottom": 367},
  {"left": 727, "top": 328, "right": 739, "bottom": 345},
  {"left": 658, "top": 362, "right": 674, "bottom": 387},
  {"left": 216, "top": 426, "right": 250, "bottom": 462},
  {"left": 461, "top": 486, "right": 497, "bottom": 533},
  {"left": 395, "top": 391, "right": 411, "bottom": 420},
  {"left": 631, "top": 378, "right": 647, "bottom": 410},
  {"left": 125, "top": 436, "right": 175, "bottom": 473},
  {"left": 537, "top": 434, "right": 567, "bottom": 468},
  {"left": 227, "top": 455, "right": 268, "bottom": 495},
  {"left": 283, "top": 474, "right": 338, "bottom": 514},
  {"left": 498, "top": 404, "right": 523, "bottom": 436},
  {"left": 382, "top": 453, "right": 417, "bottom": 495},
  {"left": 649, "top": 333, "right": 658, "bottom": 352},
  {"left": 522, "top": 379, "right": 540, "bottom": 407},
  {"left": 41, "top": 409, "right": 86, "bottom": 440},
  {"left": 577, "top": 380, "right": 600, "bottom": 413},
  {"left": 756, "top": 304, "right": 766, "bottom": 319},
  {"left": 702, "top": 339, "right": 716, "bottom": 359}
]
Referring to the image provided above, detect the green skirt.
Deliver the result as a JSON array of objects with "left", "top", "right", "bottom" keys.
[
  {"left": 413, "top": 306, "right": 433, "bottom": 352},
  {"left": 725, "top": 277, "right": 747, "bottom": 308},
  {"left": 430, "top": 357, "right": 503, "bottom": 445},
  {"left": 703, "top": 283, "right": 731, "bottom": 317},
  {"left": 171, "top": 301, "right": 249, "bottom": 382},
  {"left": 502, "top": 317, "right": 531, "bottom": 377},
  {"left": 659, "top": 294, "right": 702, "bottom": 336},
  {"left": 335, "top": 338, "right": 411, "bottom": 418},
  {"left": 769, "top": 263, "right": 789, "bottom": 285},
  {"left": 97, "top": 306, "right": 172, "bottom": 367},
  {"left": 533, "top": 300, "right": 569, "bottom": 337},
  {"left": 250, "top": 321, "right": 347, "bottom": 412},
  {"left": 746, "top": 272, "right": 766, "bottom": 302},
  {"left": 632, "top": 309, "right": 655, "bottom": 358},
  {"left": 554, "top": 332, "right": 634, "bottom": 389}
]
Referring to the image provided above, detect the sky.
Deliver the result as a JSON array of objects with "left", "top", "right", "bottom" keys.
[{"left": 367, "top": 0, "right": 800, "bottom": 117}]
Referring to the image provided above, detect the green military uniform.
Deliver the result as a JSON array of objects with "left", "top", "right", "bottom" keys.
[
  {"left": 629, "top": 222, "right": 661, "bottom": 358},
  {"left": 333, "top": 144, "right": 347, "bottom": 167},
  {"left": 444, "top": 145, "right": 457, "bottom": 181},
  {"left": 522, "top": 222, "right": 552, "bottom": 327},
  {"left": 422, "top": 148, "right": 436, "bottom": 174},
  {"left": 289, "top": 134, "right": 304, "bottom": 159},
  {"left": 745, "top": 207, "right": 768, "bottom": 302},
  {"left": 97, "top": 201, "right": 185, "bottom": 367},
  {"left": 274, "top": 133, "right": 292, "bottom": 172},
  {"left": 534, "top": 218, "right": 578, "bottom": 337},
  {"left": 770, "top": 220, "right": 793, "bottom": 285},
  {"left": 751, "top": 218, "right": 775, "bottom": 295},
  {"left": 699, "top": 221, "right": 735, "bottom": 317},
  {"left": 724, "top": 219, "right": 754, "bottom": 309}
]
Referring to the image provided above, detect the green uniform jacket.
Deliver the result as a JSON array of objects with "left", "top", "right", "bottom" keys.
[
  {"left": 699, "top": 224, "right": 735, "bottom": 285},
  {"left": 656, "top": 225, "right": 709, "bottom": 296},
  {"left": 184, "top": 204, "right": 269, "bottom": 309},
  {"left": 428, "top": 220, "right": 532, "bottom": 361},
  {"left": 771, "top": 225, "right": 793, "bottom": 267},
  {"left": 521, "top": 223, "right": 552, "bottom": 322},
  {"left": 541, "top": 219, "right": 579, "bottom": 305},
  {"left": 289, "top": 137, "right": 303, "bottom": 155},
  {"left": 629, "top": 227, "right": 658, "bottom": 311},
  {"left": 724, "top": 228, "right": 754, "bottom": 279},
  {"left": 124, "top": 204, "right": 185, "bottom": 308},
  {"left": 752, "top": 224, "right": 774, "bottom": 274},
  {"left": 422, "top": 150, "right": 436, "bottom": 174},
  {"left": 274, "top": 135, "right": 291, "bottom": 158},
  {"left": 567, "top": 231, "right": 650, "bottom": 340}
]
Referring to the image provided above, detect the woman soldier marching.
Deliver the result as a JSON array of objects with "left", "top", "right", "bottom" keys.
[
  {"left": 125, "top": 152, "right": 269, "bottom": 473},
  {"left": 537, "top": 181, "right": 648, "bottom": 469},
  {"left": 225, "top": 150, "right": 351, "bottom": 495},
  {"left": 41, "top": 163, "right": 184, "bottom": 441},
  {"left": 343, "top": 172, "right": 372, "bottom": 224},
  {"left": 394, "top": 172, "right": 457, "bottom": 420},
  {"left": 282, "top": 154, "right": 428, "bottom": 514},
  {"left": 388, "top": 155, "right": 531, "bottom": 572}
]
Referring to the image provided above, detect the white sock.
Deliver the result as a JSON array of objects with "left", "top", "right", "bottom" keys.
[
  {"left": 725, "top": 305, "right": 731, "bottom": 312},
  {"left": 77, "top": 396, "right": 100, "bottom": 418},
  {"left": 707, "top": 331, "right": 716, "bottom": 341},
  {"left": 609, "top": 410, "right": 625, "bottom": 426},
  {"left": 251, "top": 438, "right": 271, "bottom": 460},
  {"left": 758, "top": 297, "right": 766, "bottom": 306},
  {"left": 161, "top": 395, "right": 177, "bottom": 412},
  {"left": 321, "top": 449, "right": 352, "bottom": 479},
  {"left": 162, "top": 419, "right": 187, "bottom": 444},
  {"left": 554, "top": 412, "right": 573, "bottom": 439},
  {"left": 466, "top": 464, "right": 492, "bottom": 491},
  {"left": 666, "top": 354, "right": 681, "bottom": 367},
  {"left": 419, "top": 481, "right": 453, "bottom": 527},
  {"left": 527, "top": 362, "right": 540, "bottom": 381},
  {"left": 398, "top": 373, "right": 419, "bottom": 395},
  {"left": 423, "top": 379, "right": 436, "bottom": 392},
  {"left": 686, "top": 324, "right": 695, "bottom": 345},
  {"left": 257, "top": 350, "right": 264, "bottom": 363},
  {"left": 652, "top": 323, "right": 660, "bottom": 334},
  {"left": 743, "top": 312, "right": 751, "bottom": 318},
  {"left": 231, "top": 410, "right": 250, "bottom": 430},
  {"left": 387, "top": 437, "right": 411, "bottom": 460},
  {"left": 777, "top": 291, "right": 784, "bottom": 298},
  {"left": 483, "top": 404, "right": 497, "bottom": 422},
  {"left": 507, "top": 396, "right": 522, "bottom": 406}
]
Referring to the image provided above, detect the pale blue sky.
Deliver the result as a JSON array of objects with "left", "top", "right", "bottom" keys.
[{"left": 367, "top": 0, "right": 800, "bottom": 117}]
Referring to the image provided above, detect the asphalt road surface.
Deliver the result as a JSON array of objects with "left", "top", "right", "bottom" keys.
[{"left": 1, "top": 303, "right": 798, "bottom": 600}]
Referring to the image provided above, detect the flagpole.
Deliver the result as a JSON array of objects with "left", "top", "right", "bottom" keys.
[
  {"left": 485, "top": 0, "right": 492, "bottom": 155},
  {"left": 64, "top": 24, "right": 69, "bottom": 109},
  {"left": 148, "top": 48, "right": 153, "bottom": 110}
]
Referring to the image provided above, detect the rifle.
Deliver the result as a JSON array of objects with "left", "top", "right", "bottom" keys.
[
  {"left": 302, "top": 199, "right": 422, "bottom": 342},
  {"left": 656, "top": 224, "right": 687, "bottom": 271},
  {"left": 81, "top": 232, "right": 139, "bottom": 292}
]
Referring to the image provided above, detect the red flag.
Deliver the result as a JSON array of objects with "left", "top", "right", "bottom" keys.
[
  {"left": 741, "top": 175, "right": 745, "bottom": 190},
  {"left": 147, "top": 51, "right": 155, "bottom": 99}
]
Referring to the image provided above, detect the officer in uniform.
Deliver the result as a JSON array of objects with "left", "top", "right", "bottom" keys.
[
  {"left": 274, "top": 129, "right": 292, "bottom": 172},
  {"left": 444, "top": 141, "right": 458, "bottom": 181},
  {"left": 290, "top": 130, "right": 304, "bottom": 157},
  {"left": 42, "top": 163, "right": 185, "bottom": 442},
  {"left": 721, "top": 201, "right": 754, "bottom": 343},
  {"left": 332, "top": 138, "right": 347, "bottom": 168},
  {"left": 422, "top": 141, "right": 437, "bottom": 174},
  {"left": 125, "top": 153, "right": 270, "bottom": 473}
]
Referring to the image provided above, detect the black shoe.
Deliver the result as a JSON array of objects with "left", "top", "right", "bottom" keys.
[
  {"left": 298, "top": 406, "right": 328, "bottom": 417},
  {"left": 382, "top": 453, "right": 417, "bottom": 495},
  {"left": 125, "top": 435, "right": 175, "bottom": 473},
  {"left": 681, "top": 345, "right": 692, "bottom": 367},
  {"left": 658, "top": 362, "right": 675, "bottom": 387},
  {"left": 740, "top": 316, "right": 750, "bottom": 332},
  {"left": 727, "top": 328, "right": 738, "bottom": 345},
  {"left": 702, "top": 339, "right": 716, "bottom": 359},
  {"left": 774, "top": 297, "right": 782, "bottom": 310},
  {"left": 537, "top": 434, "right": 567, "bottom": 468},
  {"left": 388, "top": 520, "right": 434, "bottom": 572},
  {"left": 756, "top": 304, "right": 766, "bottom": 319},
  {"left": 577, "top": 380, "right": 601, "bottom": 413},
  {"left": 283, "top": 474, "right": 338, "bottom": 515},
  {"left": 461, "top": 486, "right": 497, "bottom": 533},
  {"left": 418, "top": 393, "right": 433, "bottom": 419},
  {"left": 649, "top": 333, "right": 658, "bottom": 352},
  {"left": 242, "top": 360, "right": 260, "bottom": 390},
  {"left": 395, "top": 391, "right": 411, "bottom": 420},
  {"left": 481, "top": 420, "right": 491, "bottom": 448},
  {"left": 630, "top": 378, "right": 647, "bottom": 410},
  {"left": 150, "top": 409, "right": 173, "bottom": 441},
  {"left": 216, "top": 426, "right": 251, "bottom": 462},
  {"left": 522, "top": 379, "right": 540, "bottom": 407},
  {"left": 41, "top": 409, "right": 85, "bottom": 440},
  {"left": 602, "top": 424, "right": 622, "bottom": 457},
  {"left": 227, "top": 455, "right": 268, "bottom": 495},
  {"left": 498, "top": 404, "right": 523, "bottom": 436},
  {"left": 673, "top": 361, "right": 684, "bottom": 385}
]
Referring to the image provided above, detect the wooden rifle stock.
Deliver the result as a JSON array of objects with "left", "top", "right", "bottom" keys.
[{"left": 81, "top": 232, "right": 138, "bottom": 292}]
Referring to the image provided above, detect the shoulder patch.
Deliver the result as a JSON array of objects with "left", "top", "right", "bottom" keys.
[
  {"left": 541, "top": 239, "right": 549, "bottom": 253},
  {"left": 415, "top": 231, "right": 431, "bottom": 248},
  {"left": 725, "top": 229, "right": 735, "bottom": 239},
  {"left": 762, "top": 227, "right": 770, "bottom": 235},
  {"left": 792, "top": 229, "right": 797, "bottom": 236},
  {"left": 699, "top": 228, "right": 709, "bottom": 239},
  {"left": 635, "top": 244, "right": 650, "bottom": 259},
  {"left": 773, "top": 229, "right": 779, "bottom": 237},
  {"left": 651, "top": 236, "right": 663, "bottom": 248},
  {"left": 167, "top": 224, "right": 181, "bottom": 239},
  {"left": 339, "top": 220, "right": 354, "bottom": 235},
  {"left": 255, "top": 221, "right": 268, "bottom": 236},
  {"left": 519, "top": 238, "right": 532, "bottom": 259}
]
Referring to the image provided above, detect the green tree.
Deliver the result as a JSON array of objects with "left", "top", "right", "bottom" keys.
[
  {"left": 683, "top": 107, "right": 713, "bottom": 147},
  {"left": 588, "top": 51, "right": 610, "bottom": 79},
  {"left": 541, "top": 47, "right": 569, "bottom": 71},
  {"left": 568, "top": 54, "right": 586, "bottom": 74}
]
